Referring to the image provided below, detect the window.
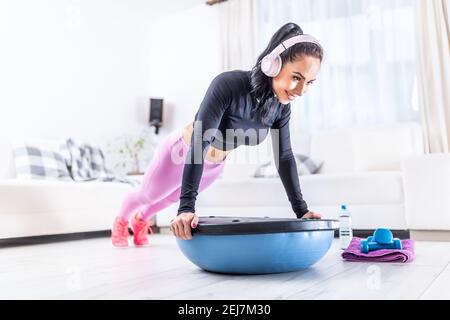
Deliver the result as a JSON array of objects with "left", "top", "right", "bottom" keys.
[{"left": 257, "top": 0, "right": 418, "bottom": 134}]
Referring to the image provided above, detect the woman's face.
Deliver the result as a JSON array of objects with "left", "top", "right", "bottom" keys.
[{"left": 272, "top": 55, "right": 321, "bottom": 105}]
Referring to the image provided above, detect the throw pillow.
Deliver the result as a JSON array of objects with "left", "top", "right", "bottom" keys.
[
  {"left": 12, "top": 139, "right": 72, "bottom": 181},
  {"left": 254, "top": 153, "right": 323, "bottom": 178}
]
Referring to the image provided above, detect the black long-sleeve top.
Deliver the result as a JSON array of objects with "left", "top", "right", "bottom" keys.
[{"left": 177, "top": 70, "right": 309, "bottom": 218}]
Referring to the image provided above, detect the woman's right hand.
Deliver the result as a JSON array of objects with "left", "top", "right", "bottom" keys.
[{"left": 170, "top": 212, "right": 199, "bottom": 240}]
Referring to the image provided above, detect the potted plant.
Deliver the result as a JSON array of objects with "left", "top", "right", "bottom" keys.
[{"left": 109, "top": 130, "right": 155, "bottom": 176}]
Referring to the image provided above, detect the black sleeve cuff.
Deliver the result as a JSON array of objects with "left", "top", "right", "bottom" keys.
[{"left": 295, "top": 207, "right": 310, "bottom": 219}]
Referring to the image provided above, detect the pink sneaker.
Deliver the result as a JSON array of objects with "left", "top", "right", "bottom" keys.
[
  {"left": 111, "top": 217, "right": 129, "bottom": 247},
  {"left": 131, "top": 212, "right": 154, "bottom": 246}
]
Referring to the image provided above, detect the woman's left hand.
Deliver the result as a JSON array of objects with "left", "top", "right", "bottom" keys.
[{"left": 302, "top": 211, "right": 322, "bottom": 219}]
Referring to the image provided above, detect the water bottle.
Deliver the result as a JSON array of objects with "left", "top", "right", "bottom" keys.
[{"left": 339, "top": 204, "right": 353, "bottom": 250}]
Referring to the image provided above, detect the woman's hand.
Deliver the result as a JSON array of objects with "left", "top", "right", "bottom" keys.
[
  {"left": 170, "top": 212, "right": 199, "bottom": 240},
  {"left": 302, "top": 211, "right": 322, "bottom": 219}
]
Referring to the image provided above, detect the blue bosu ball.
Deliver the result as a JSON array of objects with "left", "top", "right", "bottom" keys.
[{"left": 176, "top": 216, "right": 336, "bottom": 274}]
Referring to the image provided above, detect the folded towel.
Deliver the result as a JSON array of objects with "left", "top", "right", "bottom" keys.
[{"left": 342, "top": 237, "right": 415, "bottom": 263}]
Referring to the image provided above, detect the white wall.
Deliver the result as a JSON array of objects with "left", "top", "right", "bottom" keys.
[
  {"left": 147, "top": 5, "right": 222, "bottom": 134},
  {"left": 0, "top": 0, "right": 212, "bottom": 173}
]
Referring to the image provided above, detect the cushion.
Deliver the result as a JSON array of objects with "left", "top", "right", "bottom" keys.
[
  {"left": 254, "top": 153, "right": 323, "bottom": 178},
  {"left": 309, "top": 130, "right": 355, "bottom": 174},
  {"left": 62, "top": 138, "right": 140, "bottom": 186},
  {"left": 352, "top": 129, "right": 415, "bottom": 171},
  {"left": 12, "top": 139, "right": 72, "bottom": 181}
]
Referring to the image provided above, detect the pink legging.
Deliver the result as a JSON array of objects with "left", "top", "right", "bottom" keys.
[{"left": 119, "top": 127, "right": 226, "bottom": 221}]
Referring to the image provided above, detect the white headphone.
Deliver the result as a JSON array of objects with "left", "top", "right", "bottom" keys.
[{"left": 260, "top": 34, "right": 322, "bottom": 77}]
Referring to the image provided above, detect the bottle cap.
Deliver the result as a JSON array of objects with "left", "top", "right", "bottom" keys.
[{"left": 341, "top": 204, "right": 347, "bottom": 210}]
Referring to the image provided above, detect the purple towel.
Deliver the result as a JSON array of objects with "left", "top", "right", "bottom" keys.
[{"left": 342, "top": 237, "right": 415, "bottom": 263}]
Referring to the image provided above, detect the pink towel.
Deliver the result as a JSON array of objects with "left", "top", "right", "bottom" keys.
[{"left": 342, "top": 237, "right": 415, "bottom": 263}]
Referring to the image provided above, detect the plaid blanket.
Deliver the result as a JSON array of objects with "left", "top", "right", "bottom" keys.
[{"left": 63, "top": 138, "right": 140, "bottom": 187}]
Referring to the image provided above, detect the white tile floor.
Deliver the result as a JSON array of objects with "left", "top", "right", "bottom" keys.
[{"left": 1, "top": 234, "right": 450, "bottom": 300}]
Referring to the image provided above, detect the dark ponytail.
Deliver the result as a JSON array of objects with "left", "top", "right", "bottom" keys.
[{"left": 250, "top": 22, "right": 324, "bottom": 126}]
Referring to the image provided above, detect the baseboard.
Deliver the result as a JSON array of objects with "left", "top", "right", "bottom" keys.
[
  {"left": 410, "top": 230, "right": 450, "bottom": 241},
  {"left": 0, "top": 225, "right": 163, "bottom": 248},
  {"left": 0, "top": 230, "right": 111, "bottom": 248},
  {"left": 0, "top": 227, "right": 412, "bottom": 248}
]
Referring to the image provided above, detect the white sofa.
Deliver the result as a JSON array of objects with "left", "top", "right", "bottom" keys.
[
  {"left": 0, "top": 122, "right": 436, "bottom": 240},
  {"left": 156, "top": 123, "right": 425, "bottom": 231},
  {"left": 0, "top": 138, "right": 134, "bottom": 239}
]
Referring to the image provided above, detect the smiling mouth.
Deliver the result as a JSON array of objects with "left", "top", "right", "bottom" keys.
[{"left": 285, "top": 91, "right": 296, "bottom": 101}]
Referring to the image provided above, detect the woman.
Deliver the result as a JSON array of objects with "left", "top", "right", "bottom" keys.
[{"left": 111, "top": 22, "right": 323, "bottom": 247}]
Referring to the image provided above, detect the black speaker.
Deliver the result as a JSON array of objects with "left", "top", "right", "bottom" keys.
[{"left": 149, "top": 98, "right": 163, "bottom": 134}]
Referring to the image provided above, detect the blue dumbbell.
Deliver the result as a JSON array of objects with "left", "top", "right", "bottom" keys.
[{"left": 361, "top": 228, "right": 402, "bottom": 253}]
